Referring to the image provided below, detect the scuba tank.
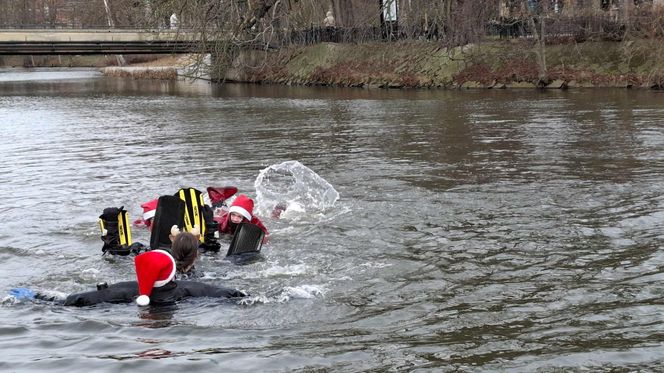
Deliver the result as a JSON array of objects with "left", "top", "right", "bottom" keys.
[
  {"left": 99, "top": 206, "right": 133, "bottom": 255},
  {"left": 149, "top": 195, "right": 186, "bottom": 251},
  {"left": 175, "top": 188, "right": 221, "bottom": 252}
]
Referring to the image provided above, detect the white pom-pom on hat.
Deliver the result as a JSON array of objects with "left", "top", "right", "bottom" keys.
[{"left": 136, "top": 295, "right": 150, "bottom": 306}]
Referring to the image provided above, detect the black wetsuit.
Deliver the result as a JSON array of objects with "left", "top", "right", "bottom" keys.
[{"left": 62, "top": 280, "right": 246, "bottom": 307}]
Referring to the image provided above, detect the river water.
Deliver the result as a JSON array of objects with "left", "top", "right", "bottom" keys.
[{"left": 1, "top": 69, "right": 664, "bottom": 372}]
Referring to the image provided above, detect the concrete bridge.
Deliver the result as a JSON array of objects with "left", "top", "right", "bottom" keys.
[{"left": 0, "top": 29, "right": 202, "bottom": 55}]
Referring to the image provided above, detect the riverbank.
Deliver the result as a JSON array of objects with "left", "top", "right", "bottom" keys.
[
  {"left": 5, "top": 39, "right": 664, "bottom": 89},
  {"left": 225, "top": 39, "right": 664, "bottom": 89}
]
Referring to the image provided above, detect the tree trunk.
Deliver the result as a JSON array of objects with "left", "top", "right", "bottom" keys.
[
  {"left": 331, "top": 0, "right": 354, "bottom": 27},
  {"left": 48, "top": 0, "right": 58, "bottom": 27},
  {"left": 102, "top": 0, "right": 115, "bottom": 27},
  {"left": 102, "top": 0, "right": 126, "bottom": 66},
  {"left": 530, "top": 15, "right": 548, "bottom": 85}
]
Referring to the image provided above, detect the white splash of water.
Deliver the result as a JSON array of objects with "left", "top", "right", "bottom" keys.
[
  {"left": 81, "top": 268, "right": 100, "bottom": 281},
  {"left": 278, "top": 285, "right": 325, "bottom": 301},
  {"left": 239, "top": 284, "right": 326, "bottom": 305},
  {"left": 1, "top": 295, "right": 18, "bottom": 306},
  {"left": 254, "top": 161, "right": 339, "bottom": 220}
]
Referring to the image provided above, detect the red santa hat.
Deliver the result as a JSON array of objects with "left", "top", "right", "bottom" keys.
[
  {"left": 141, "top": 198, "right": 158, "bottom": 221},
  {"left": 228, "top": 194, "right": 254, "bottom": 221},
  {"left": 134, "top": 249, "right": 176, "bottom": 306}
]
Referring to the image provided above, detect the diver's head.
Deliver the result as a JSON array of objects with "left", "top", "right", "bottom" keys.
[
  {"left": 140, "top": 198, "right": 158, "bottom": 231},
  {"left": 170, "top": 231, "right": 199, "bottom": 273},
  {"left": 228, "top": 194, "right": 254, "bottom": 223}
]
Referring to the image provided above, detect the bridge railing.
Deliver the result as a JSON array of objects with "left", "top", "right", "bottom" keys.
[{"left": 0, "top": 24, "right": 197, "bottom": 32}]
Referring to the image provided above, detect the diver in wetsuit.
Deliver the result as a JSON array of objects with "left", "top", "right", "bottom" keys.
[
  {"left": 215, "top": 194, "right": 269, "bottom": 243},
  {"left": 13, "top": 231, "right": 246, "bottom": 307}
]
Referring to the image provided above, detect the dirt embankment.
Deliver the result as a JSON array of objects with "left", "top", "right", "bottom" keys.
[{"left": 228, "top": 39, "right": 664, "bottom": 89}]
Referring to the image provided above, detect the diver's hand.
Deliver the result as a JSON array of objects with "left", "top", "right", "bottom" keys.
[{"left": 9, "top": 288, "right": 35, "bottom": 300}]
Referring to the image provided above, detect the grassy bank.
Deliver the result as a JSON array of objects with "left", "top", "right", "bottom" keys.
[
  {"left": 228, "top": 39, "right": 664, "bottom": 89},
  {"left": 101, "top": 66, "right": 179, "bottom": 80}
]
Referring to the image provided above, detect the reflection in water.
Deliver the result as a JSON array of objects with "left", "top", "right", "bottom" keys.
[
  {"left": 2, "top": 70, "right": 664, "bottom": 371},
  {"left": 135, "top": 304, "right": 178, "bottom": 329},
  {"left": 0, "top": 68, "right": 101, "bottom": 82}
]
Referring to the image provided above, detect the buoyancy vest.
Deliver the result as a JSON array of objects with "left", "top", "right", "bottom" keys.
[
  {"left": 175, "top": 187, "right": 206, "bottom": 243},
  {"left": 99, "top": 206, "right": 133, "bottom": 255}
]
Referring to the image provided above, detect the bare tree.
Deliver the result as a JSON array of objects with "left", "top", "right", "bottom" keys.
[
  {"left": 331, "top": 0, "right": 354, "bottom": 27},
  {"left": 526, "top": 1, "right": 549, "bottom": 85}
]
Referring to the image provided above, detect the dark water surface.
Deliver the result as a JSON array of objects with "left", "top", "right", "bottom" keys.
[{"left": 1, "top": 69, "right": 664, "bottom": 372}]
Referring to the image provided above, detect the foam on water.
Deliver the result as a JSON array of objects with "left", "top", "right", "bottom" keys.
[{"left": 240, "top": 284, "right": 326, "bottom": 305}]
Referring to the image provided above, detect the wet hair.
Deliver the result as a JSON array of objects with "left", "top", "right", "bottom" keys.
[{"left": 170, "top": 232, "right": 199, "bottom": 272}]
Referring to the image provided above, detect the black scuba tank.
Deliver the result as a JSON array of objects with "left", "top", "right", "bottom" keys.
[{"left": 99, "top": 206, "right": 132, "bottom": 255}]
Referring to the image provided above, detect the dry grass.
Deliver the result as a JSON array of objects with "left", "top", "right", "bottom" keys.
[{"left": 101, "top": 67, "right": 178, "bottom": 80}]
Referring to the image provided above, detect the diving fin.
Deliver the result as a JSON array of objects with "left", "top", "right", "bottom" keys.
[
  {"left": 226, "top": 222, "right": 264, "bottom": 257},
  {"left": 207, "top": 186, "right": 238, "bottom": 208},
  {"left": 149, "top": 195, "right": 186, "bottom": 251}
]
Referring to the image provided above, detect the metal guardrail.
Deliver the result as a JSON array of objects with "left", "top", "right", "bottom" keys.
[
  {"left": 0, "top": 24, "right": 180, "bottom": 30},
  {"left": 0, "top": 28, "right": 204, "bottom": 54},
  {"left": 0, "top": 40, "right": 199, "bottom": 55}
]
